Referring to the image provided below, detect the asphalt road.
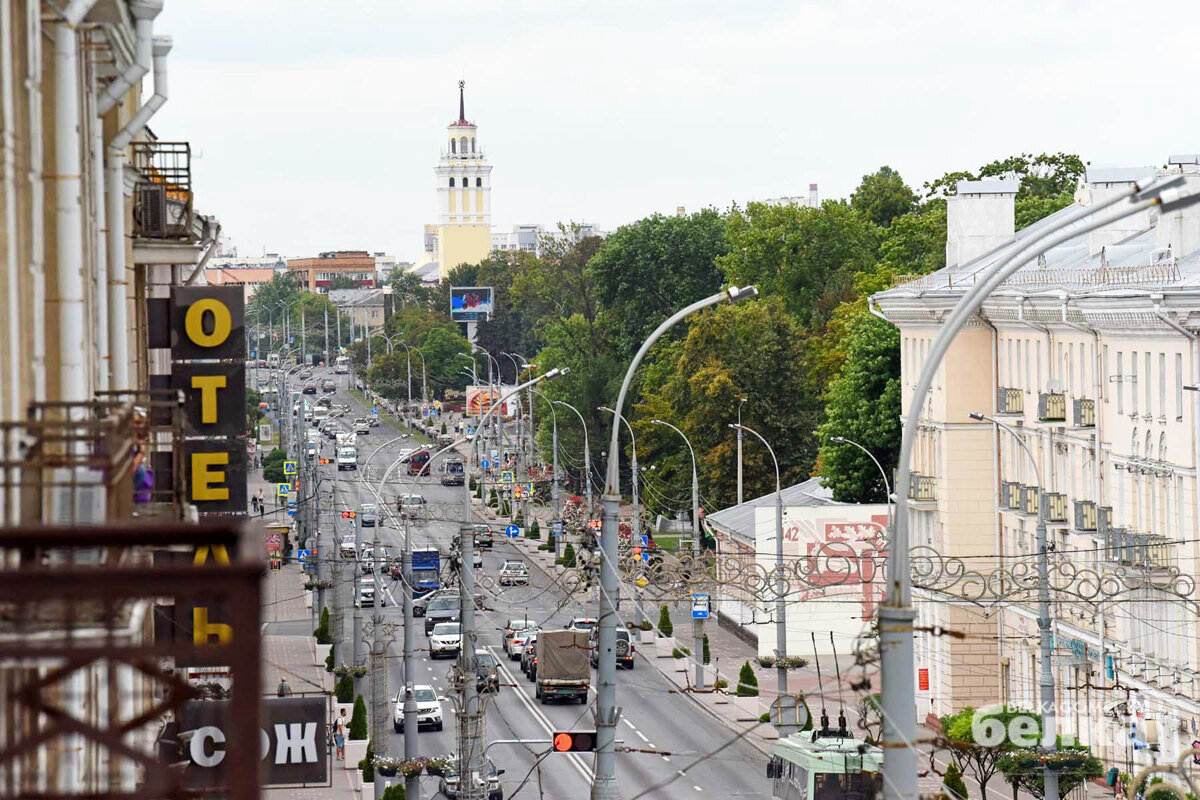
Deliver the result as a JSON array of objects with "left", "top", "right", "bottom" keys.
[{"left": 286, "top": 366, "right": 771, "bottom": 799}]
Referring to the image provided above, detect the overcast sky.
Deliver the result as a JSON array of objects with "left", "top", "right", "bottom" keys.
[{"left": 152, "top": 1, "right": 1200, "bottom": 261}]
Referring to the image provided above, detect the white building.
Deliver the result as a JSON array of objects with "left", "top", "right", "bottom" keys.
[
  {"left": 874, "top": 155, "right": 1200, "bottom": 769},
  {"left": 763, "top": 183, "right": 820, "bottom": 209}
]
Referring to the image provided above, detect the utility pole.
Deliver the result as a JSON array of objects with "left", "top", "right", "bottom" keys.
[
  {"left": 324, "top": 303, "right": 330, "bottom": 365},
  {"left": 301, "top": 304, "right": 307, "bottom": 365},
  {"left": 401, "top": 512, "right": 421, "bottom": 800},
  {"left": 370, "top": 525, "right": 388, "bottom": 799},
  {"left": 456, "top": 523, "right": 483, "bottom": 800},
  {"left": 352, "top": 513, "right": 364, "bottom": 698},
  {"left": 336, "top": 305, "right": 342, "bottom": 354},
  {"left": 736, "top": 398, "right": 746, "bottom": 505}
]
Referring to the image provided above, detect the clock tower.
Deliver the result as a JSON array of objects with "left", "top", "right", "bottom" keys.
[{"left": 435, "top": 81, "right": 493, "bottom": 279}]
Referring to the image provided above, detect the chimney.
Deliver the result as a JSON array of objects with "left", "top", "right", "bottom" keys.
[
  {"left": 945, "top": 180, "right": 1018, "bottom": 268},
  {"left": 1082, "top": 167, "right": 1154, "bottom": 256},
  {"left": 1157, "top": 157, "right": 1200, "bottom": 261},
  {"left": 808, "top": 183, "right": 818, "bottom": 207}
]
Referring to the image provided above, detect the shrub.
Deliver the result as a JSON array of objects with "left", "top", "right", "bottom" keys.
[
  {"left": 759, "top": 711, "right": 771, "bottom": 723},
  {"left": 440, "top": 421, "right": 447, "bottom": 434},
  {"left": 639, "top": 619, "right": 652, "bottom": 631},
  {"left": 335, "top": 675, "right": 354, "bottom": 704},
  {"left": 703, "top": 634, "right": 711, "bottom": 665},
  {"left": 325, "top": 651, "right": 334, "bottom": 672},
  {"left": 538, "top": 542, "right": 554, "bottom": 551},
  {"left": 488, "top": 489, "right": 498, "bottom": 507},
  {"left": 381, "top": 784, "right": 406, "bottom": 800},
  {"left": 359, "top": 740, "right": 374, "bottom": 783},
  {"left": 314, "top": 607, "right": 331, "bottom": 644},
  {"left": 942, "top": 763, "right": 968, "bottom": 800},
  {"left": 657, "top": 605, "right": 673, "bottom": 638},
  {"left": 469, "top": 476, "right": 477, "bottom": 491},
  {"left": 514, "top": 511, "right": 525, "bottom": 527},
  {"left": 714, "top": 678, "right": 729, "bottom": 690},
  {"left": 736, "top": 661, "right": 759, "bottom": 697},
  {"left": 528, "top": 519, "right": 541, "bottom": 540},
  {"left": 349, "top": 695, "right": 368, "bottom": 740},
  {"left": 672, "top": 648, "right": 685, "bottom": 659},
  {"left": 556, "top": 542, "right": 576, "bottom": 568}
]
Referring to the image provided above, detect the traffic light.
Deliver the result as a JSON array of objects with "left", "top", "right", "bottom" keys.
[
  {"left": 341, "top": 511, "right": 356, "bottom": 519},
  {"left": 552, "top": 731, "right": 595, "bottom": 752},
  {"left": 319, "top": 457, "right": 331, "bottom": 465}
]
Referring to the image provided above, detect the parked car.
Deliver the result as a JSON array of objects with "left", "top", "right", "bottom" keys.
[
  {"left": 438, "top": 758, "right": 504, "bottom": 800},
  {"left": 360, "top": 503, "right": 377, "bottom": 527},
  {"left": 393, "top": 684, "right": 443, "bottom": 733},
  {"left": 589, "top": 626, "right": 634, "bottom": 669},
  {"left": 498, "top": 560, "right": 529, "bottom": 587},
  {"left": 424, "top": 594, "right": 461, "bottom": 635},
  {"left": 503, "top": 619, "right": 537, "bottom": 660},
  {"left": 429, "top": 622, "right": 462, "bottom": 658},
  {"left": 475, "top": 648, "right": 500, "bottom": 693}
]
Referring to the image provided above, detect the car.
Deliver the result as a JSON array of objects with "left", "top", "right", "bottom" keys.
[
  {"left": 353, "top": 423, "right": 369, "bottom": 436},
  {"left": 394, "top": 684, "right": 443, "bottom": 733},
  {"left": 302, "top": 384, "right": 317, "bottom": 395},
  {"left": 321, "top": 379, "right": 336, "bottom": 393},
  {"left": 429, "top": 622, "right": 462, "bottom": 658},
  {"left": 360, "top": 503, "right": 377, "bottom": 527},
  {"left": 353, "top": 417, "right": 368, "bottom": 427},
  {"left": 566, "top": 617, "right": 598, "bottom": 632},
  {"left": 368, "top": 415, "right": 381, "bottom": 427},
  {"left": 439, "top": 757, "right": 505, "bottom": 800},
  {"left": 474, "top": 524, "right": 494, "bottom": 549},
  {"left": 397, "top": 447, "right": 415, "bottom": 462},
  {"left": 473, "top": 548, "right": 483, "bottom": 569},
  {"left": 340, "top": 538, "right": 357, "bottom": 559},
  {"left": 502, "top": 618, "right": 537, "bottom": 659},
  {"left": 474, "top": 648, "right": 500, "bottom": 693},
  {"left": 498, "top": 560, "right": 529, "bottom": 587},
  {"left": 336, "top": 446, "right": 358, "bottom": 470},
  {"left": 441, "top": 457, "right": 465, "bottom": 486},
  {"left": 520, "top": 633, "right": 539, "bottom": 678},
  {"left": 424, "top": 595, "right": 461, "bottom": 635},
  {"left": 356, "top": 583, "right": 385, "bottom": 607},
  {"left": 397, "top": 493, "right": 426, "bottom": 519},
  {"left": 360, "top": 544, "right": 389, "bottom": 567},
  {"left": 299, "top": 368, "right": 313, "bottom": 379},
  {"left": 589, "top": 626, "right": 635, "bottom": 669}
]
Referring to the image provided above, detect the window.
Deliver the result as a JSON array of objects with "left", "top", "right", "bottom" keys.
[
  {"left": 1016, "top": 339, "right": 1023, "bottom": 390},
  {"left": 1036, "top": 341, "right": 1042, "bottom": 392},
  {"left": 476, "top": 177, "right": 482, "bottom": 187},
  {"left": 1145, "top": 352, "right": 1152, "bottom": 416},
  {"left": 1025, "top": 340, "right": 1031, "bottom": 392},
  {"left": 1006, "top": 340, "right": 1013, "bottom": 386},
  {"left": 1067, "top": 343, "right": 1074, "bottom": 395},
  {"left": 1131, "top": 354, "right": 1138, "bottom": 415},
  {"left": 450, "top": 138, "right": 456, "bottom": 154},
  {"left": 449, "top": 178, "right": 455, "bottom": 187},
  {"left": 1103, "top": 345, "right": 1109, "bottom": 402},
  {"left": 1116, "top": 352, "right": 1124, "bottom": 414},
  {"left": 471, "top": 137, "right": 476, "bottom": 153},
  {"left": 459, "top": 136, "right": 468, "bottom": 154},
  {"left": 1159, "top": 353, "right": 1166, "bottom": 417},
  {"left": 1177, "top": 353, "right": 1184, "bottom": 420}
]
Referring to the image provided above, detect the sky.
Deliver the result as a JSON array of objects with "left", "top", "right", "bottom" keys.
[{"left": 152, "top": 0, "right": 1200, "bottom": 261}]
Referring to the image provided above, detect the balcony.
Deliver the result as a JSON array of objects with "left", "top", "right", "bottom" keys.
[
  {"left": 1019, "top": 485, "right": 1039, "bottom": 516},
  {"left": 1042, "top": 492, "right": 1068, "bottom": 523},
  {"left": 996, "top": 387, "right": 1024, "bottom": 415},
  {"left": 1073, "top": 398, "right": 1096, "bottom": 428},
  {"left": 1037, "top": 392, "right": 1067, "bottom": 423},
  {"left": 908, "top": 473, "right": 936, "bottom": 503},
  {"left": 132, "top": 141, "right": 194, "bottom": 240},
  {"left": 1103, "top": 527, "right": 1171, "bottom": 569},
  {"left": 1074, "top": 500, "right": 1097, "bottom": 531},
  {"left": 1001, "top": 481, "right": 1021, "bottom": 510}
]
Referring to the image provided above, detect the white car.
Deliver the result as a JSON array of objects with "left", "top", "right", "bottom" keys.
[
  {"left": 429, "top": 622, "right": 462, "bottom": 659},
  {"left": 356, "top": 583, "right": 385, "bottom": 607},
  {"left": 504, "top": 624, "right": 537, "bottom": 660},
  {"left": 498, "top": 559, "right": 529, "bottom": 587},
  {"left": 394, "top": 685, "right": 443, "bottom": 732},
  {"left": 340, "top": 538, "right": 357, "bottom": 559},
  {"left": 353, "top": 423, "right": 370, "bottom": 436},
  {"left": 336, "top": 447, "right": 358, "bottom": 471}
]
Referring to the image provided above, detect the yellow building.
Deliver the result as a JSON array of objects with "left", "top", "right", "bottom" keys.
[{"left": 436, "top": 81, "right": 492, "bottom": 279}]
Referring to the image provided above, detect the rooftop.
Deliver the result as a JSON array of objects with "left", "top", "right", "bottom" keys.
[{"left": 704, "top": 477, "right": 837, "bottom": 547}]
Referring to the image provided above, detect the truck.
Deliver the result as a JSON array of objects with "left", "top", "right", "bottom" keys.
[
  {"left": 534, "top": 630, "right": 590, "bottom": 705},
  {"left": 411, "top": 548, "right": 441, "bottom": 597},
  {"left": 440, "top": 457, "right": 465, "bottom": 486}
]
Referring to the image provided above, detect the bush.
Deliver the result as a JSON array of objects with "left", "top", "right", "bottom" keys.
[
  {"left": 672, "top": 648, "right": 685, "bottom": 659},
  {"left": 942, "top": 763, "right": 968, "bottom": 800},
  {"left": 469, "top": 475, "right": 477, "bottom": 491},
  {"left": 514, "top": 511, "right": 525, "bottom": 527},
  {"left": 325, "top": 651, "right": 334, "bottom": 672},
  {"left": 736, "top": 661, "right": 759, "bottom": 697},
  {"left": 713, "top": 678, "right": 729, "bottom": 690},
  {"left": 381, "top": 784, "right": 406, "bottom": 800},
  {"left": 538, "top": 542, "right": 554, "bottom": 551},
  {"left": 359, "top": 740, "right": 374, "bottom": 783},
  {"left": 263, "top": 447, "right": 288, "bottom": 483},
  {"left": 639, "top": 619, "right": 652, "bottom": 631},
  {"left": 556, "top": 542, "right": 576, "bottom": 568},
  {"left": 528, "top": 519, "right": 541, "bottom": 540},
  {"left": 335, "top": 675, "right": 354, "bottom": 704},
  {"left": 488, "top": 488, "right": 498, "bottom": 507},
  {"left": 657, "top": 605, "right": 673, "bottom": 638},
  {"left": 349, "top": 695, "right": 368, "bottom": 740},
  {"left": 440, "top": 421, "right": 447, "bottom": 434},
  {"left": 703, "top": 634, "right": 711, "bottom": 665},
  {"left": 759, "top": 711, "right": 771, "bottom": 723},
  {"left": 314, "top": 607, "right": 331, "bottom": 644}
]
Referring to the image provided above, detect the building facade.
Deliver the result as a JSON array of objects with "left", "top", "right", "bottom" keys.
[
  {"left": 205, "top": 266, "right": 277, "bottom": 299},
  {"left": 287, "top": 250, "right": 376, "bottom": 292},
  {"left": 435, "top": 81, "right": 492, "bottom": 278},
  {"left": 874, "top": 158, "right": 1200, "bottom": 768}
]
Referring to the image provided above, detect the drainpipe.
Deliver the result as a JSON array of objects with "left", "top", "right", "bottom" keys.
[
  {"left": 977, "top": 309, "right": 1007, "bottom": 696},
  {"left": 107, "top": 35, "right": 171, "bottom": 389},
  {"left": 54, "top": 0, "right": 100, "bottom": 407},
  {"left": 26, "top": 0, "right": 46, "bottom": 401},
  {"left": 2, "top": 0, "right": 20, "bottom": 422},
  {"left": 89, "top": 55, "right": 109, "bottom": 392},
  {"left": 184, "top": 217, "right": 222, "bottom": 285},
  {"left": 97, "top": 0, "right": 160, "bottom": 114}
]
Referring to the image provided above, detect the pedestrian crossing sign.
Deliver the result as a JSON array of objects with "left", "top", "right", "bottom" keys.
[
  {"left": 276, "top": 483, "right": 290, "bottom": 497},
  {"left": 500, "top": 470, "right": 515, "bottom": 485},
  {"left": 283, "top": 460, "right": 297, "bottom": 475}
]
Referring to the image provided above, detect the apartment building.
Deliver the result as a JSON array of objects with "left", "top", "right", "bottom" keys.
[
  {"left": 874, "top": 157, "right": 1200, "bottom": 768},
  {"left": 287, "top": 250, "right": 377, "bottom": 292}
]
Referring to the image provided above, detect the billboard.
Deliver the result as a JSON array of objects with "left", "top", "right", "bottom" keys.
[
  {"left": 464, "top": 385, "right": 517, "bottom": 419},
  {"left": 450, "top": 286, "right": 494, "bottom": 321},
  {"left": 754, "top": 505, "right": 888, "bottom": 656}
]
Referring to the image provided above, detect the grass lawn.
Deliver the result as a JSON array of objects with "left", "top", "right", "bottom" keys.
[
  {"left": 349, "top": 389, "right": 434, "bottom": 445},
  {"left": 652, "top": 533, "right": 682, "bottom": 554}
]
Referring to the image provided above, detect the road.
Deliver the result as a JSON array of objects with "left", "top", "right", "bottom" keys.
[{"left": 283, "top": 365, "right": 772, "bottom": 799}]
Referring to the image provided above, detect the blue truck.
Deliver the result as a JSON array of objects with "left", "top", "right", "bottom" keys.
[{"left": 411, "top": 548, "right": 441, "bottom": 597}]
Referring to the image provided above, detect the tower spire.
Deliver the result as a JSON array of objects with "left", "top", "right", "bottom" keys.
[{"left": 458, "top": 80, "right": 466, "bottom": 124}]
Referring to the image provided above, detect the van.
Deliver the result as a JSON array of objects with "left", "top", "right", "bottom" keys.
[
  {"left": 407, "top": 449, "right": 431, "bottom": 476},
  {"left": 337, "top": 447, "right": 358, "bottom": 471},
  {"left": 313, "top": 406, "right": 329, "bottom": 425}
]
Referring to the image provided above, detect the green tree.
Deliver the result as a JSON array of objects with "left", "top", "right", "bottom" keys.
[
  {"left": 736, "top": 661, "right": 758, "bottom": 697},
  {"left": 314, "top": 607, "right": 331, "bottom": 644},
  {"left": 922, "top": 152, "right": 1085, "bottom": 231},
  {"left": 387, "top": 269, "right": 436, "bottom": 310},
  {"left": 417, "top": 326, "right": 472, "bottom": 398},
  {"left": 557, "top": 541, "right": 576, "bottom": 568},
  {"left": 588, "top": 209, "right": 729, "bottom": 359},
  {"left": 851, "top": 166, "right": 917, "bottom": 227},
  {"left": 510, "top": 225, "right": 604, "bottom": 343},
  {"left": 942, "top": 763, "right": 969, "bottom": 800},
  {"left": 702, "top": 634, "right": 710, "bottom": 665},
  {"left": 335, "top": 675, "right": 353, "bottom": 703},
  {"left": 349, "top": 695, "right": 368, "bottom": 740},
  {"left": 996, "top": 747, "right": 1103, "bottom": 800},
  {"left": 657, "top": 605, "right": 673, "bottom": 638},
  {"left": 381, "top": 783, "right": 406, "bottom": 800},
  {"left": 939, "top": 706, "right": 1030, "bottom": 800},
  {"left": 327, "top": 274, "right": 360, "bottom": 291},
  {"left": 358, "top": 740, "right": 374, "bottom": 782},
  {"left": 263, "top": 447, "right": 287, "bottom": 483}
]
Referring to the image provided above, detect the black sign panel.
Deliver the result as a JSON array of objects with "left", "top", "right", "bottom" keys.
[
  {"left": 170, "top": 286, "right": 245, "bottom": 361},
  {"left": 179, "top": 697, "right": 328, "bottom": 788},
  {"left": 183, "top": 441, "right": 247, "bottom": 513},
  {"left": 172, "top": 362, "right": 247, "bottom": 437}
]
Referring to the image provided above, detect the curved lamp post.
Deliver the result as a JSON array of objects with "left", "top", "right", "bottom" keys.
[
  {"left": 552, "top": 399, "right": 591, "bottom": 510},
  {"left": 829, "top": 435, "right": 893, "bottom": 530}
]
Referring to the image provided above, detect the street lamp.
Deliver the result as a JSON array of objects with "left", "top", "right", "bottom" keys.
[
  {"left": 736, "top": 397, "right": 748, "bottom": 505},
  {"left": 600, "top": 405, "right": 643, "bottom": 624},
  {"left": 532, "top": 389, "right": 562, "bottom": 558},
  {"left": 729, "top": 422, "right": 787, "bottom": 696},
  {"left": 881, "top": 175, "right": 1195, "bottom": 800},
  {"left": 650, "top": 418, "right": 705, "bottom": 689},
  {"left": 593, "top": 285, "right": 758, "bottom": 800},
  {"left": 552, "top": 399, "right": 591, "bottom": 510},
  {"left": 829, "top": 435, "right": 893, "bottom": 529}
]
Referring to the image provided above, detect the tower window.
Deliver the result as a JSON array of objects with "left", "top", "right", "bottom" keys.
[
  {"left": 460, "top": 136, "right": 468, "bottom": 156},
  {"left": 450, "top": 138, "right": 456, "bottom": 154},
  {"left": 471, "top": 138, "right": 476, "bottom": 153},
  {"left": 449, "top": 178, "right": 455, "bottom": 187},
  {"left": 476, "top": 178, "right": 482, "bottom": 187}
]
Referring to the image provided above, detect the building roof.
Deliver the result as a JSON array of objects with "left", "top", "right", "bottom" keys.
[{"left": 704, "top": 477, "right": 838, "bottom": 547}]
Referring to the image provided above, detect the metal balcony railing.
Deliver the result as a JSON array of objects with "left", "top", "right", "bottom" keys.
[
  {"left": 1020, "top": 485, "right": 1039, "bottom": 515},
  {"left": 997, "top": 387, "right": 1024, "bottom": 415},
  {"left": 1073, "top": 398, "right": 1096, "bottom": 427},
  {"left": 1042, "top": 492, "right": 1068, "bottom": 523},
  {"left": 1102, "top": 527, "right": 1172, "bottom": 569},
  {"left": 1038, "top": 392, "right": 1067, "bottom": 422},
  {"left": 132, "top": 141, "right": 194, "bottom": 240},
  {"left": 1001, "top": 481, "right": 1021, "bottom": 509},
  {"left": 1074, "top": 500, "right": 1097, "bottom": 531},
  {"left": 909, "top": 473, "right": 936, "bottom": 502}
]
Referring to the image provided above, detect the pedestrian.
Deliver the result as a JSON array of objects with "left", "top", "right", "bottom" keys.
[
  {"left": 277, "top": 677, "right": 292, "bottom": 697},
  {"left": 332, "top": 708, "right": 347, "bottom": 760},
  {"left": 251, "top": 494, "right": 259, "bottom": 514}
]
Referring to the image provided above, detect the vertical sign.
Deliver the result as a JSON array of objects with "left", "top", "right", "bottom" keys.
[
  {"left": 918, "top": 668, "right": 930, "bottom": 691},
  {"left": 171, "top": 287, "right": 247, "bottom": 515}
]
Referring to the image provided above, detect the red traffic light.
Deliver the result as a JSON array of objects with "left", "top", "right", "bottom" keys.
[
  {"left": 552, "top": 731, "right": 595, "bottom": 752},
  {"left": 341, "top": 511, "right": 357, "bottom": 519}
]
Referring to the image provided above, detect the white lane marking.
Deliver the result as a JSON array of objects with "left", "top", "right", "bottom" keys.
[
  {"left": 677, "top": 770, "right": 685, "bottom": 777},
  {"left": 693, "top": 786, "right": 703, "bottom": 792},
  {"left": 661, "top": 755, "right": 671, "bottom": 762},
  {"left": 636, "top": 730, "right": 649, "bottom": 743},
  {"left": 621, "top": 719, "right": 637, "bottom": 730}
]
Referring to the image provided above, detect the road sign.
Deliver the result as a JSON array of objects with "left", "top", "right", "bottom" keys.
[
  {"left": 505, "top": 524, "right": 520, "bottom": 538},
  {"left": 297, "top": 549, "right": 311, "bottom": 564},
  {"left": 266, "top": 532, "right": 281, "bottom": 549},
  {"left": 283, "top": 460, "right": 297, "bottom": 476},
  {"left": 259, "top": 423, "right": 273, "bottom": 442},
  {"left": 466, "top": 427, "right": 476, "bottom": 437},
  {"left": 691, "top": 593, "right": 709, "bottom": 619},
  {"left": 500, "top": 470, "right": 515, "bottom": 485},
  {"left": 552, "top": 520, "right": 564, "bottom": 538},
  {"left": 276, "top": 483, "right": 290, "bottom": 497},
  {"left": 371, "top": 406, "right": 378, "bottom": 415},
  {"left": 481, "top": 459, "right": 490, "bottom": 468},
  {"left": 524, "top": 482, "right": 533, "bottom": 494}
]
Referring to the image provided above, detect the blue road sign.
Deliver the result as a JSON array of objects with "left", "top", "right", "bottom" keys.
[
  {"left": 691, "top": 593, "right": 710, "bottom": 619},
  {"left": 297, "top": 549, "right": 311, "bottom": 564},
  {"left": 466, "top": 427, "right": 476, "bottom": 437},
  {"left": 481, "top": 459, "right": 490, "bottom": 468},
  {"left": 505, "top": 524, "right": 520, "bottom": 538},
  {"left": 371, "top": 406, "right": 378, "bottom": 415},
  {"left": 276, "top": 482, "right": 290, "bottom": 497},
  {"left": 289, "top": 335, "right": 294, "bottom": 343},
  {"left": 283, "top": 460, "right": 297, "bottom": 475},
  {"left": 500, "top": 471, "right": 515, "bottom": 485},
  {"left": 642, "top": 551, "right": 649, "bottom": 562},
  {"left": 552, "top": 520, "right": 564, "bottom": 538},
  {"left": 641, "top": 535, "right": 648, "bottom": 546},
  {"left": 287, "top": 508, "right": 296, "bottom": 517}
]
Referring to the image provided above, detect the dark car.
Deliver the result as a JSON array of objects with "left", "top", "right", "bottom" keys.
[
  {"left": 302, "top": 385, "right": 317, "bottom": 394},
  {"left": 439, "top": 758, "right": 504, "bottom": 800},
  {"left": 423, "top": 594, "right": 461, "bottom": 635},
  {"left": 589, "top": 626, "right": 635, "bottom": 669},
  {"left": 475, "top": 648, "right": 500, "bottom": 693},
  {"left": 473, "top": 523, "right": 493, "bottom": 549},
  {"left": 520, "top": 634, "right": 538, "bottom": 680}
]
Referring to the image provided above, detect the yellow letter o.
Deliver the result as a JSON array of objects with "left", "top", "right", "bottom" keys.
[{"left": 185, "top": 299, "right": 232, "bottom": 348}]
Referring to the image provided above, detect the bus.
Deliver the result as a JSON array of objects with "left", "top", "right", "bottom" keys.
[
  {"left": 767, "top": 729, "right": 883, "bottom": 800},
  {"left": 335, "top": 355, "right": 350, "bottom": 374}
]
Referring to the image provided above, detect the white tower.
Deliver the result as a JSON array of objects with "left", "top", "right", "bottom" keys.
[{"left": 436, "top": 81, "right": 493, "bottom": 279}]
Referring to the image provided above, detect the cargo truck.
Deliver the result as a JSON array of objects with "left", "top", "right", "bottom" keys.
[
  {"left": 411, "top": 548, "right": 441, "bottom": 597},
  {"left": 534, "top": 629, "right": 590, "bottom": 704}
]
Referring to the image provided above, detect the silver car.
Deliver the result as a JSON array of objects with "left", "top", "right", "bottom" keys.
[{"left": 498, "top": 559, "right": 529, "bottom": 587}]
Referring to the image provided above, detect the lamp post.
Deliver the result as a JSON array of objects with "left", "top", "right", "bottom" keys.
[
  {"left": 552, "top": 400, "right": 591, "bottom": 511},
  {"left": 412, "top": 347, "right": 428, "bottom": 405},
  {"left": 533, "top": 389, "right": 562, "bottom": 558},
  {"left": 879, "top": 176, "right": 1193, "bottom": 800},
  {"left": 729, "top": 422, "right": 786, "bottom": 695},
  {"left": 830, "top": 435, "right": 893, "bottom": 529},
  {"left": 737, "top": 397, "right": 747, "bottom": 505},
  {"left": 600, "top": 405, "right": 642, "bottom": 624},
  {"left": 384, "top": 334, "right": 413, "bottom": 408},
  {"left": 592, "top": 286, "right": 758, "bottom": 800},
  {"left": 970, "top": 411, "right": 1055, "bottom": 791},
  {"left": 650, "top": 418, "right": 704, "bottom": 689}
]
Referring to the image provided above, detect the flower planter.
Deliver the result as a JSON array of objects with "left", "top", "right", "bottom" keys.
[
  {"left": 376, "top": 766, "right": 398, "bottom": 778},
  {"left": 360, "top": 781, "right": 373, "bottom": 799},
  {"left": 655, "top": 637, "right": 676, "bottom": 658},
  {"left": 673, "top": 656, "right": 688, "bottom": 673},
  {"left": 314, "top": 643, "right": 332, "bottom": 666},
  {"left": 734, "top": 696, "right": 761, "bottom": 721},
  {"left": 344, "top": 739, "right": 368, "bottom": 770},
  {"left": 639, "top": 629, "right": 655, "bottom": 645},
  {"left": 304, "top": 591, "right": 313, "bottom": 609},
  {"left": 714, "top": 688, "right": 729, "bottom": 704},
  {"left": 351, "top": 772, "right": 362, "bottom": 790}
]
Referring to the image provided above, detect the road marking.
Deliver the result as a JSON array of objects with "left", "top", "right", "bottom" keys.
[
  {"left": 693, "top": 786, "right": 703, "bottom": 792},
  {"left": 677, "top": 770, "right": 685, "bottom": 777},
  {"left": 661, "top": 755, "right": 671, "bottom": 762},
  {"left": 636, "top": 730, "right": 649, "bottom": 743},
  {"left": 621, "top": 719, "right": 637, "bottom": 730}
]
